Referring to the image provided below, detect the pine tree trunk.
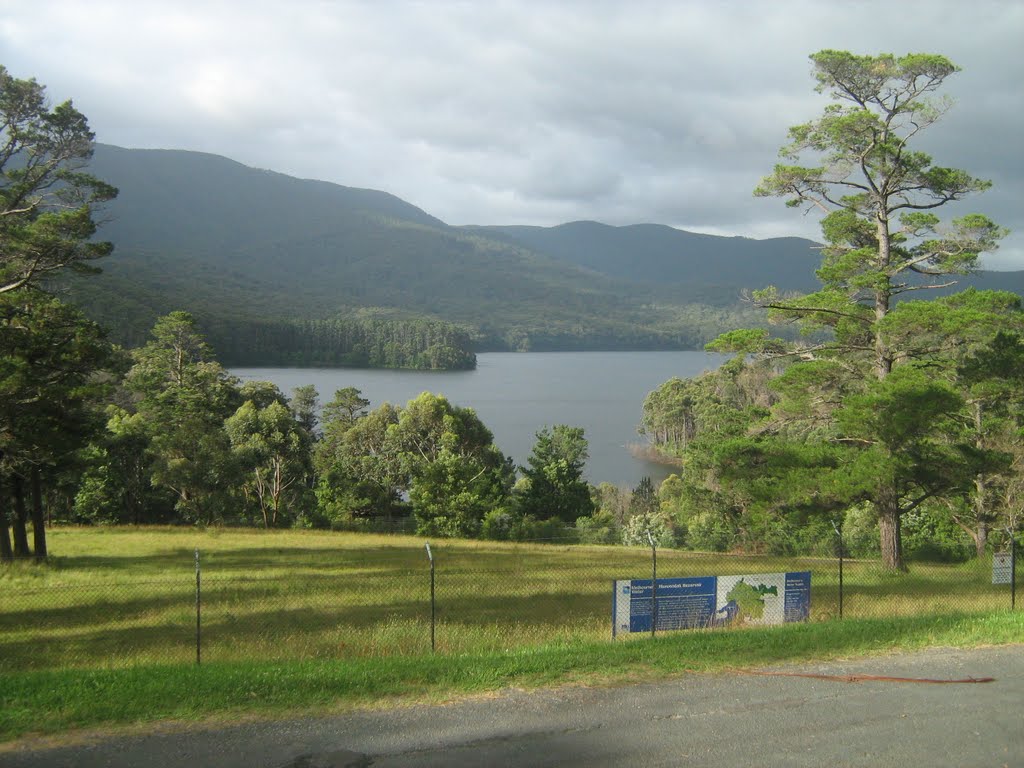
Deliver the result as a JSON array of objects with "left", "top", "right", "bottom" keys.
[
  {"left": 11, "top": 475, "right": 31, "bottom": 557},
  {"left": 877, "top": 489, "right": 905, "bottom": 571},
  {"left": 30, "top": 467, "right": 47, "bottom": 560},
  {"left": 974, "top": 469, "right": 990, "bottom": 558},
  {"left": 874, "top": 216, "right": 894, "bottom": 380},
  {"left": 0, "top": 483, "right": 13, "bottom": 563},
  {"left": 972, "top": 404, "right": 990, "bottom": 559},
  {"left": 975, "top": 519, "right": 989, "bottom": 559},
  {"left": 873, "top": 217, "right": 902, "bottom": 571}
]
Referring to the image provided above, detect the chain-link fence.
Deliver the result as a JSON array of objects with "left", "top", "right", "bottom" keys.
[{"left": 1, "top": 537, "right": 1019, "bottom": 673}]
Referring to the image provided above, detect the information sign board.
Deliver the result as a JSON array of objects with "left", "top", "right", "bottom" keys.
[{"left": 612, "top": 571, "right": 810, "bottom": 637}]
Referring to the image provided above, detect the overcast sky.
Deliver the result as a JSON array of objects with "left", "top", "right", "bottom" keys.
[{"left": 3, "top": 0, "right": 1022, "bottom": 267}]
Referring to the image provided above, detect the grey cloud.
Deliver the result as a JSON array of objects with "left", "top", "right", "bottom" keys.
[{"left": 2, "top": 0, "right": 1021, "bottom": 266}]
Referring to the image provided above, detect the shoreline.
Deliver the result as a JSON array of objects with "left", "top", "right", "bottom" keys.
[{"left": 626, "top": 442, "right": 683, "bottom": 468}]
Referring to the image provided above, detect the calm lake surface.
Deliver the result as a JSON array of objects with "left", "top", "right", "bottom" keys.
[{"left": 234, "top": 351, "right": 726, "bottom": 488}]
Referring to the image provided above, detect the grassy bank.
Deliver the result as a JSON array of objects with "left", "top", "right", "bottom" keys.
[{"left": 1, "top": 610, "right": 1020, "bottom": 743}]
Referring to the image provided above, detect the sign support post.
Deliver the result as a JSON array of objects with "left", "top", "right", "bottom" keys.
[
  {"left": 425, "top": 542, "right": 435, "bottom": 652},
  {"left": 1012, "top": 532, "right": 1017, "bottom": 611},
  {"left": 647, "top": 531, "right": 657, "bottom": 638},
  {"left": 832, "top": 519, "right": 844, "bottom": 620},
  {"left": 195, "top": 547, "right": 201, "bottom": 666}
]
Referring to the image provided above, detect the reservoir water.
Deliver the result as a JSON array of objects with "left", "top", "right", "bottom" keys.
[{"left": 235, "top": 350, "right": 726, "bottom": 488}]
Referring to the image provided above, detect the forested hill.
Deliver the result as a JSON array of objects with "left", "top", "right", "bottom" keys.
[
  {"left": 463, "top": 221, "right": 1024, "bottom": 300},
  {"left": 60, "top": 144, "right": 1024, "bottom": 361},
  {"left": 73, "top": 145, "right": 680, "bottom": 355},
  {"left": 88, "top": 145, "right": 445, "bottom": 252},
  {"left": 463, "top": 222, "right": 822, "bottom": 292}
]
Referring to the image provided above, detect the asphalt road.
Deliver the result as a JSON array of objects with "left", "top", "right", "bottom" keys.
[{"left": 3, "top": 646, "right": 1021, "bottom": 768}]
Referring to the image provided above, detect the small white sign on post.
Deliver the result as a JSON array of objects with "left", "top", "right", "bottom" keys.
[{"left": 993, "top": 552, "right": 1013, "bottom": 585}]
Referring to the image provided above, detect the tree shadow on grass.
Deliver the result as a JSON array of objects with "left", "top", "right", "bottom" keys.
[
  {"left": 0, "top": 619, "right": 197, "bottom": 672},
  {"left": 0, "top": 588, "right": 194, "bottom": 633},
  {"left": 3, "top": 585, "right": 616, "bottom": 671}
]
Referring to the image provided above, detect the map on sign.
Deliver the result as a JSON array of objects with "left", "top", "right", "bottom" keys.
[
  {"left": 612, "top": 571, "right": 810, "bottom": 637},
  {"left": 723, "top": 577, "right": 775, "bottom": 620}
]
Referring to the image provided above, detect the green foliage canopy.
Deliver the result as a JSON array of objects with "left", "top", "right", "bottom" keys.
[
  {"left": 0, "top": 66, "right": 117, "bottom": 294},
  {"left": 518, "top": 425, "right": 595, "bottom": 524},
  {"left": 124, "top": 312, "right": 243, "bottom": 524},
  {"left": 647, "top": 50, "right": 1017, "bottom": 569}
]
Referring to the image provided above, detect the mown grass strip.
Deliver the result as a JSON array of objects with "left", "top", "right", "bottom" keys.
[{"left": 2, "top": 610, "right": 1020, "bottom": 742}]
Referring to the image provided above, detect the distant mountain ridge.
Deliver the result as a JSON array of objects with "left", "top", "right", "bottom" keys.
[
  {"left": 465, "top": 221, "right": 822, "bottom": 291},
  {"left": 92, "top": 145, "right": 444, "bottom": 251},
  {"left": 61, "top": 144, "right": 1023, "bottom": 357}
]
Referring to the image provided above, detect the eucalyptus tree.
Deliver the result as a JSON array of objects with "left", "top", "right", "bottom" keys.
[
  {"left": 287, "top": 384, "right": 320, "bottom": 494},
  {"left": 226, "top": 395, "right": 310, "bottom": 528},
  {"left": 638, "top": 357, "right": 783, "bottom": 550},
  {"left": 290, "top": 384, "right": 320, "bottom": 437},
  {"left": 716, "top": 50, "right": 1007, "bottom": 570},
  {"left": 390, "top": 392, "right": 513, "bottom": 537},
  {"left": 313, "top": 391, "right": 512, "bottom": 534},
  {"left": 620, "top": 476, "right": 676, "bottom": 547},
  {"left": 73, "top": 407, "right": 174, "bottom": 525},
  {"left": 238, "top": 380, "right": 289, "bottom": 410},
  {"left": 314, "top": 396, "right": 402, "bottom": 525},
  {"left": 124, "top": 312, "right": 242, "bottom": 524},
  {"left": 641, "top": 357, "right": 776, "bottom": 458}
]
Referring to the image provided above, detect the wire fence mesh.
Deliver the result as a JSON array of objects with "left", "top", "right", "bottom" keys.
[{"left": 1, "top": 537, "right": 1019, "bottom": 673}]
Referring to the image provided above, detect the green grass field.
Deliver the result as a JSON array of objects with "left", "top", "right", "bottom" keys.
[
  {"left": 0, "top": 526, "right": 1021, "bottom": 743},
  {"left": 1, "top": 526, "right": 1018, "bottom": 673}
]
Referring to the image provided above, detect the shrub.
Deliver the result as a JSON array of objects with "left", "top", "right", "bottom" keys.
[
  {"left": 621, "top": 510, "right": 677, "bottom": 548},
  {"left": 686, "top": 511, "right": 736, "bottom": 552},
  {"left": 481, "top": 508, "right": 515, "bottom": 541},
  {"left": 903, "top": 507, "right": 973, "bottom": 563},
  {"left": 574, "top": 510, "right": 621, "bottom": 545}
]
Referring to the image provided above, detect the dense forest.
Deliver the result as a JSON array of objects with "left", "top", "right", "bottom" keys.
[
  {"left": 201, "top": 314, "right": 476, "bottom": 369},
  {"left": 4, "top": 298, "right": 1017, "bottom": 566},
  {"left": 1, "top": 306, "right": 612, "bottom": 552}
]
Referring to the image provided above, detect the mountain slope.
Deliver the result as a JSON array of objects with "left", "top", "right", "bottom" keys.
[
  {"left": 465, "top": 221, "right": 822, "bottom": 291},
  {"left": 92, "top": 144, "right": 445, "bottom": 251},
  {"left": 59, "top": 145, "right": 1023, "bottom": 356},
  {"left": 76, "top": 146, "right": 682, "bottom": 350}
]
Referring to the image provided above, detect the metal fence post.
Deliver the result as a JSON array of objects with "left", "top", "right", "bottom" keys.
[
  {"left": 647, "top": 531, "right": 657, "bottom": 638},
  {"left": 1012, "top": 531, "right": 1017, "bottom": 611},
  {"left": 832, "top": 519, "right": 844, "bottom": 620},
  {"left": 425, "top": 542, "right": 435, "bottom": 652},
  {"left": 195, "top": 547, "right": 201, "bottom": 666}
]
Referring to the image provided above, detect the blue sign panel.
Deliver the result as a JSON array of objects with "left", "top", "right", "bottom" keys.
[
  {"left": 614, "top": 576, "right": 718, "bottom": 634},
  {"left": 613, "top": 571, "right": 811, "bottom": 637},
  {"left": 783, "top": 571, "right": 811, "bottom": 622}
]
